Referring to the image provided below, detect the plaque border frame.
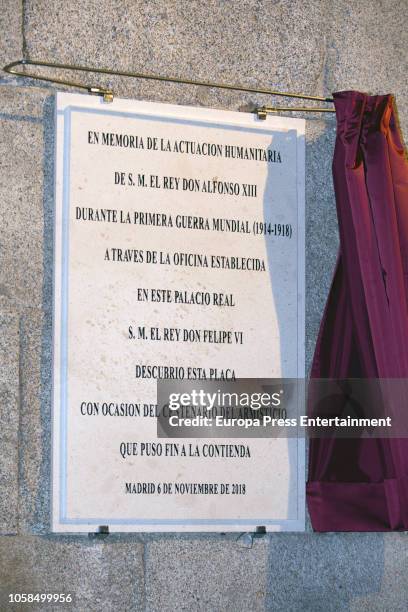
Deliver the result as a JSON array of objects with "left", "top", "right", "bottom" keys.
[{"left": 51, "top": 92, "right": 306, "bottom": 533}]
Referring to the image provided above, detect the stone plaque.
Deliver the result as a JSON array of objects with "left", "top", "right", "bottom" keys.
[{"left": 52, "top": 92, "right": 305, "bottom": 532}]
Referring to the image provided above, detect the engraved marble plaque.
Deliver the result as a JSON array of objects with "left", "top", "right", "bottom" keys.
[{"left": 52, "top": 92, "right": 305, "bottom": 532}]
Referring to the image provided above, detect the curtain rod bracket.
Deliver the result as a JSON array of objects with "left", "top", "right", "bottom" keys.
[{"left": 3, "top": 59, "right": 335, "bottom": 114}]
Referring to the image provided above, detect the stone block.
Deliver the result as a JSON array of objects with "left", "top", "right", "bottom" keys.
[
  {"left": 0, "top": 311, "right": 19, "bottom": 534},
  {"left": 23, "top": 1, "right": 327, "bottom": 109},
  {"left": 145, "top": 536, "right": 269, "bottom": 611},
  {"left": 17, "top": 307, "right": 50, "bottom": 533},
  {"left": 325, "top": 0, "right": 408, "bottom": 132},
  {"left": 0, "top": 534, "right": 145, "bottom": 611},
  {"left": 0, "top": 0, "right": 22, "bottom": 68},
  {"left": 0, "top": 85, "right": 55, "bottom": 312}
]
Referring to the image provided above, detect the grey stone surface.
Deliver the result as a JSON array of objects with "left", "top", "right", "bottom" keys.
[
  {"left": 264, "top": 533, "right": 387, "bottom": 611},
  {"left": 0, "top": 311, "right": 19, "bottom": 534},
  {"left": 145, "top": 536, "right": 269, "bottom": 611},
  {"left": 0, "top": 0, "right": 22, "bottom": 68},
  {"left": 0, "top": 0, "right": 407, "bottom": 611},
  {"left": 0, "top": 535, "right": 145, "bottom": 611},
  {"left": 17, "top": 307, "right": 52, "bottom": 534},
  {"left": 22, "top": 0, "right": 327, "bottom": 109},
  {"left": 350, "top": 533, "right": 408, "bottom": 612},
  {"left": 0, "top": 85, "right": 54, "bottom": 312},
  {"left": 326, "top": 0, "right": 408, "bottom": 133},
  {"left": 144, "top": 532, "right": 408, "bottom": 611}
]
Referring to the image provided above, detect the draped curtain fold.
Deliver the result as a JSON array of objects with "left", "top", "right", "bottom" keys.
[{"left": 307, "top": 90, "right": 408, "bottom": 531}]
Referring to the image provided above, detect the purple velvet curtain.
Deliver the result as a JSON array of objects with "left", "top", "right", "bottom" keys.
[{"left": 307, "top": 91, "right": 408, "bottom": 531}]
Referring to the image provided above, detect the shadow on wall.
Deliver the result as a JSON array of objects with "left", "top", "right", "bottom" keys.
[{"left": 262, "top": 128, "right": 303, "bottom": 528}]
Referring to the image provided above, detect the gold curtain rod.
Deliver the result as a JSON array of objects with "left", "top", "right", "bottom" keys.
[{"left": 3, "top": 59, "right": 336, "bottom": 118}]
